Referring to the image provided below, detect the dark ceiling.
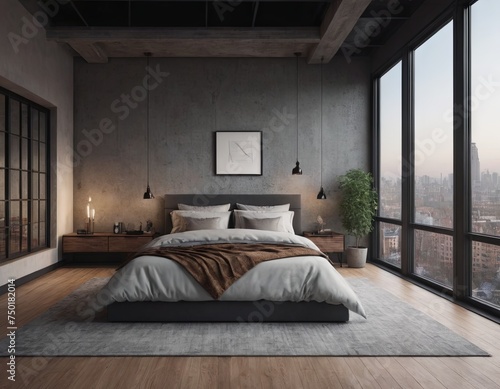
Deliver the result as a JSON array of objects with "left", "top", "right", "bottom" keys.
[
  {"left": 18, "top": 0, "right": 426, "bottom": 62},
  {"left": 48, "top": 1, "right": 330, "bottom": 28}
]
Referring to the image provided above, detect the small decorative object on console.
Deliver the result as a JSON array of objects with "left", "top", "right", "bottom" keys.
[
  {"left": 316, "top": 215, "right": 326, "bottom": 233},
  {"left": 126, "top": 230, "right": 144, "bottom": 235}
]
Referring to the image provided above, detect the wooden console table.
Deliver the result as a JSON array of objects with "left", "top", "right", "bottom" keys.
[
  {"left": 62, "top": 232, "right": 154, "bottom": 264},
  {"left": 303, "top": 231, "right": 345, "bottom": 267}
]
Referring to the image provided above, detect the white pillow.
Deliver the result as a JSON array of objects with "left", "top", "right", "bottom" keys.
[
  {"left": 178, "top": 203, "right": 231, "bottom": 212},
  {"left": 236, "top": 203, "right": 290, "bottom": 212},
  {"left": 234, "top": 210, "right": 295, "bottom": 234},
  {"left": 170, "top": 211, "right": 231, "bottom": 233}
]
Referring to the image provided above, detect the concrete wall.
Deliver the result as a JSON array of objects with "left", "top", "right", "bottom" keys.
[
  {"left": 73, "top": 56, "right": 371, "bottom": 240},
  {"left": 0, "top": 0, "right": 73, "bottom": 286}
]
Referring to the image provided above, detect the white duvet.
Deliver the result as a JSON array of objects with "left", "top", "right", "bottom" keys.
[{"left": 101, "top": 229, "right": 366, "bottom": 318}]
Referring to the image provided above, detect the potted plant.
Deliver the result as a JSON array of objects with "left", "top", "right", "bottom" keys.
[{"left": 338, "top": 169, "right": 378, "bottom": 268}]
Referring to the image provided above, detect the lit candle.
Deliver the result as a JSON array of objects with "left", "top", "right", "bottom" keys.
[{"left": 87, "top": 197, "right": 92, "bottom": 219}]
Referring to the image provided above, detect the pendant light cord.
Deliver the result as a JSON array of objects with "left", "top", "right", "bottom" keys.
[
  {"left": 146, "top": 53, "right": 150, "bottom": 187},
  {"left": 142, "top": 52, "right": 154, "bottom": 199},
  {"left": 320, "top": 57, "right": 323, "bottom": 186},
  {"left": 296, "top": 53, "right": 299, "bottom": 162}
]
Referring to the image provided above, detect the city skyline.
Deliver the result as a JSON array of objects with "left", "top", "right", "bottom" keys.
[{"left": 381, "top": 141, "right": 499, "bottom": 183}]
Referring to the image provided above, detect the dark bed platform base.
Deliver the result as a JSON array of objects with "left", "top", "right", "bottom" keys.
[{"left": 107, "top": 301, "right": 349, "bottom": 323}]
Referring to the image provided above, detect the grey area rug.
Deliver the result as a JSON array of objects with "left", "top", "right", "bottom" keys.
[{"left": 0, "top": 278, "right": 489, "bottom": 357}]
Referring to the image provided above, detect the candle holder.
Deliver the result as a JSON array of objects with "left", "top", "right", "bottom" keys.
[
  {"left": 86, "top": 218, "right": 94, "bottom": 234},
  {"left": 85, "top": 197, "right": 96, "bottom": 234}
]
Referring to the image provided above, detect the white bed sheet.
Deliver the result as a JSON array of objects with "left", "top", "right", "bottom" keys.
[{"left": 101, "top": 229, "right": 366, "bottom": 318}]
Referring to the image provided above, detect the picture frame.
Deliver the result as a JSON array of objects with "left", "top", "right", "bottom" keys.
[{"left": 215, "top": 131, "right": 262, "bottom": 175}]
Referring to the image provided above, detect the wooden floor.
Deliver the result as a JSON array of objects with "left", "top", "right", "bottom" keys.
[{"left": 1, "top": 264, "right": 500, "bottom": 389}]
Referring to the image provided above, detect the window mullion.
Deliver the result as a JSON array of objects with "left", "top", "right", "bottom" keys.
[
  {"left": 27, "top": 105, "right": 32, "bottom": 252},
  {"left": 4, "top": 96, "right": 10, "bottom": 259},
  {"left": 401, "top": 49, "right": 414, "bottom": 277},
  {"left": 371, "top": 77, "right": 380, "bottom": 262},
  {"left": 453, "top": 3, "right": 470, "bottom": 299},
  {"left": 18, "top": 104, "right": 23, "bottom": 254}
]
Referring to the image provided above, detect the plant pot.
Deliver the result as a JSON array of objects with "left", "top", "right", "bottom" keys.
[{"left": 346, "top": 247, "right": 368, "bottom": 268}]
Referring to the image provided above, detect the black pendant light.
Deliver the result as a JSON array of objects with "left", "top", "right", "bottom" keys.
[
  {"left": 292, "top": 52, "right": 302, "bottom": 175},
  {"left": 317, "top": 186, "right": 326, "bottom": 200},
  {"left": 317, "top": 57, "right": 326, "bottom": 200},
  {"left": 143, "top": 52, "right": 154, "bottom": 199},
  {"left": 143, "top": 184, "right": 154, "bottom": 199}
]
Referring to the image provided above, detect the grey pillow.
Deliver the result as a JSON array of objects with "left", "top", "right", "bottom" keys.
[
  {"left": 185, "top": 216, "right": 223, "bottom": 231},
  {"left": 170, "top": 211, "right": 231, "bottom": 233},
  {"left": 233, "top": 210, "right": 295, "bottom": 234},
  {"left": 242, "top": 216, "right": 281, "bottom": 231}
]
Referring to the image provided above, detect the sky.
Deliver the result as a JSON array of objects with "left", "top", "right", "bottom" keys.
[{"left": 379, "top": 0, "right": 500, "bottom": 180}]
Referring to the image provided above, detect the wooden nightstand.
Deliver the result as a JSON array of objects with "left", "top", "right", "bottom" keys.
[
  {"left": 62, "top": 232, "right": 154, "bottom": 264},
  {"left": 303, "top": 231, "right": 345, "bottom": 267}
]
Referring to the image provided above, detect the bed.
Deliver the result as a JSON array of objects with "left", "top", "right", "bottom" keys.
[{"left": 104, "top": 194, "right": 366, "bottom": 322}]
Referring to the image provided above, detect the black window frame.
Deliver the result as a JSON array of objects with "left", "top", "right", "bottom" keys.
[
  {"left": 0, "top": 86, "right": 51, "bottom": 263},
  {"left": 372, "top": 0, "right": 500, "bottom": 320}
]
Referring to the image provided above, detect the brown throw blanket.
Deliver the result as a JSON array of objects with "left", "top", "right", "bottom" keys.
[{"left": 125, "top": 243, "right": 328, "bottom": 299}]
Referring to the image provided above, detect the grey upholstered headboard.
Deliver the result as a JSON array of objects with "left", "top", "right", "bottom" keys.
[{"left": 164, "top": 194, "right": 301, "bottom": 234}]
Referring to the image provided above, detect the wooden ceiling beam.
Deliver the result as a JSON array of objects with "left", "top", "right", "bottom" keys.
[
  {"left": 63, "top": 40, "right": 317, "bottom": 61},
  {"left": 307, "top": 0, "right": 372, "bottom": 64},
  {"left": 47, "top": 27, "right": 321, "bottom": 62},
  {"left": 46, "top": 27, "right": 320, "bottom": 42},
  {"left": 69, "top": 42, "right": 108, "bottom": 63}
]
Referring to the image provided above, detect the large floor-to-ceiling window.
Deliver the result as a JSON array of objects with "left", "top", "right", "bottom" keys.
[
  {"left": 470, "top": 0, "right": 500, "bottom": 308},
  {"left": 377, "top": 61, "right": 402, "bottom": 268},
  {"left": 413, "top": 21, "right": 454, "bottom": 288},
  {"left": 0, "top": 88, "right": 50, "bottom": 262},
  {"left": 373, "top": 0, "right": 500, "bottom": 316}
]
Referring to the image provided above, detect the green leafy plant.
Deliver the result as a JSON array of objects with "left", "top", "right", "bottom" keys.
[{"left": 338, "top": 169, "right": 378, "bottom": 248}]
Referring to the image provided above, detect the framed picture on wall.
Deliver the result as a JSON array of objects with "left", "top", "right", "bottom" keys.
[{"left": 215, "top": 131, "right": 262, "bottom": 175}]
